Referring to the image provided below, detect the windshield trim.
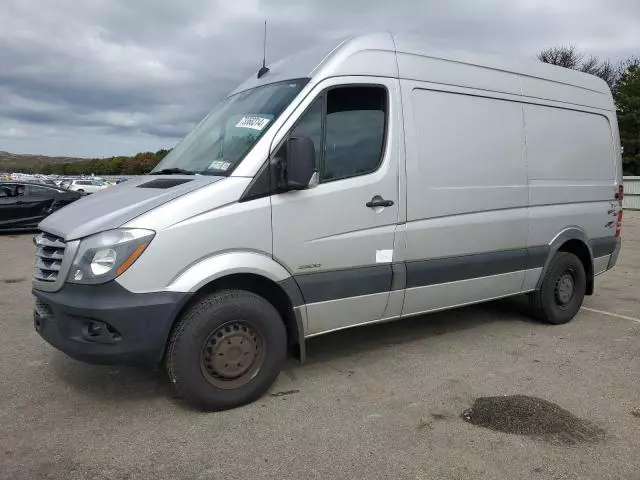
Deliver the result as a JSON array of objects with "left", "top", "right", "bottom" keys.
[{"left": 151, "top": 78, "right": 310, "bottom": 177}]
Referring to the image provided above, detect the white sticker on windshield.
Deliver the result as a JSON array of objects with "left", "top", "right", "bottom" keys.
[
  {"left": 235, "top": 115, "right": 271, "bottom": 131},
  {"left": 209, "top": 160, "right": 232, "bottom": 171}
]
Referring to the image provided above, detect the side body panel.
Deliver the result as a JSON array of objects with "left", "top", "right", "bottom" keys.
[
  {"left": 270, "top": 76, "right": 403, "bottom": 335},
  {"left": 393, "top": 34, "right": 620, "bottom": 290},
  {"left": 400, "top": 80, "right": 529, "bottom": 316},
  {"left": 522, "top": 97, "right": 619, "bottom": 270}
]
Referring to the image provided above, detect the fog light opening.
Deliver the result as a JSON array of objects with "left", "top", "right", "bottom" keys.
[
  {"left": 88, "top": 321, "right": 103, "bottom": 337},
  {"left": 83, "top": 320, "right": 121, "bottom": 343},
  {"left": 106, "top": 324, "right": 121, "bottom": 341}
]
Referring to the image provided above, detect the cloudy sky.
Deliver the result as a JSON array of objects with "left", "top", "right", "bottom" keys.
[{"left": 1, "top": 0, "right": 638, "bottom": 158}]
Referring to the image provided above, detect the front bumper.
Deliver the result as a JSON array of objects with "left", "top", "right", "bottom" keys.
[{"left": 33, "top": 282, "right": 190, "bottom": 366}]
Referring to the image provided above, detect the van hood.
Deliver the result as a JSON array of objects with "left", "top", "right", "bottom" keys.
[{"left": 39, "top": 175, "right": 225, "bottom": 241}]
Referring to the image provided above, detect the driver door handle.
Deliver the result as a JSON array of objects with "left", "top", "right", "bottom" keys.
[{"left": 366, "top": 196, "right": 394, "bottom": 208}]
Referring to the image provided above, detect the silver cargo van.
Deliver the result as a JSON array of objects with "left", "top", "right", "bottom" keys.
[{"left": 32, "top": 33, "right": 623, "bottom": 410}]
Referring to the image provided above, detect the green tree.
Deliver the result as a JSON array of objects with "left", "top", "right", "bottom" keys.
[
  {"left": 27, "top": 148, "right": 172, "bottom": 176},
  {"left": 615, "top": 60, "right": 640, "bottom": 175}
]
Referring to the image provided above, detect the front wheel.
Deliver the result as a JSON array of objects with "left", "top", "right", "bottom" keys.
[
  {"left": 529, "top": 252, "right": 587, "bottom": 325},
  {"left": 166, "top": 290, "right": 287, "bottom": 411}
]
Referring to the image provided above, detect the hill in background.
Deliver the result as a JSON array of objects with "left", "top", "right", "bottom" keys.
[
  {"left": 0, "top": 149, "right": 170, "bottom": 176},
  {"left": 0, "top": 151, "right": 86, "bottom": 172}
]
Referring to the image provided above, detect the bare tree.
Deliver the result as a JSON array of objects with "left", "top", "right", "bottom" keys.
[
  {"left": 596, "top": 60, "right": 618, "bottom": 89},
  {"left": 537, "top": 45, "right": 582, "bottom": 69},
  {"left": 579, "top": 55, "right": 600, "bottom": 74},
  {"left": 537, "top": 46, "right": 618, "bottom": 88}
]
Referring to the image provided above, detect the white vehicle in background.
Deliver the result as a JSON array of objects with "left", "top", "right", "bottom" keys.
[{"left": 66, "top": 179, "right": 108, "bottom": 194}]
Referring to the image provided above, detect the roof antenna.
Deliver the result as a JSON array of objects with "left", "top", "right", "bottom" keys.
[{"left": 257, "top": 21, "right": 270, "bottom": 78}]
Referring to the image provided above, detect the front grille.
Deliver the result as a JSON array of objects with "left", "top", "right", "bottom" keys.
[{"left": 34, "top": 232, "right": 67, "bottom": 282}]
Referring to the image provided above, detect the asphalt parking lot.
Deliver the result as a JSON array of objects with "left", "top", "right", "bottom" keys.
[{"left": 1, "top": 213, "right": 639, "bottom": 480}]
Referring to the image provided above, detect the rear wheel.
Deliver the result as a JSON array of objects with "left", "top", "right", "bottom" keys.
[
  {"left": 529, "top": 252, "right": 586, "bottom": 325},
  {"left": 166, "top": 289, "right": 287, "bottom": 411}
]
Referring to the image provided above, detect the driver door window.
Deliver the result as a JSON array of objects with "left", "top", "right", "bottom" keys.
[
  {"left": 281, "top": 85, "right": 387, "bottom": 184},
  {"left": 323, "top": 87, "right": 386, "bottom": 182}
]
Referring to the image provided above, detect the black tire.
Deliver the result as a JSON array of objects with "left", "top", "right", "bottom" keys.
[
  {"left": 166, "top": 289, "right": 287, "bottom": 411},
  {"left": 529, "top": 252, "right": 587, "bottom": 325}
]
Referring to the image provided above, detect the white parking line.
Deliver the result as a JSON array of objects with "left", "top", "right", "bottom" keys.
[{"left": 582, "top": 307, "right": 640, "bottom": 324}]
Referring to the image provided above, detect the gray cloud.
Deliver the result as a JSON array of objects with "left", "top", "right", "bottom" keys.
[{"left": 0, "top": 0, "right": 638, "bottom": 157}]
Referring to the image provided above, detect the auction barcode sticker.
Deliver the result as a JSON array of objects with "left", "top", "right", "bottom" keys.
[
  {"left": 209, "top": 160, "right": 232, "bottom": 171},
  {"left": 235, "top": 115, "right": 271, "bottom": 131}
]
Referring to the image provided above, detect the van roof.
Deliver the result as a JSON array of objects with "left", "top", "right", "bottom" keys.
[{"left": 231, "top": 32, "right": 612, "bottom": 110}]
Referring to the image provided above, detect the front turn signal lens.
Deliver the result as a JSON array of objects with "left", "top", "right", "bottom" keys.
[{"left": 116, "top": 242, "right": 150, "bottom": 276}]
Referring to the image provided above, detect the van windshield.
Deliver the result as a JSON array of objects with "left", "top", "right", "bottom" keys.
[{"left": 151, "top": 79, "right": 308, "bottom": 176}]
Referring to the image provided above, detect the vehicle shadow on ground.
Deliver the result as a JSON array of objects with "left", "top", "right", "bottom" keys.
[
  {"left": 49, "top": 354, "right": 174, "bottom": 404},
  {"left": 49, "top": 295, "right": 537, "bottom": 404},
  {"left": 304, "top": 295, "right": 536, "bottom": 365}
]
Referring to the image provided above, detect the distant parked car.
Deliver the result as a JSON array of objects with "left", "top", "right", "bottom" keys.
[
  {"left": 66, "top": 179, "right": 108, "bottom": 194},
  {"left": 0, "top": 181, "right": 82, "bottom": 231}
]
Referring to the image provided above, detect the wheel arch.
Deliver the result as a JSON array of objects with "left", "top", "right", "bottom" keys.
[
  {"left": 537, "top": 228, "right": 594, "bottom": 295},
  {"left": 165, "top": 252, "right": 307, "bottom": 362}
]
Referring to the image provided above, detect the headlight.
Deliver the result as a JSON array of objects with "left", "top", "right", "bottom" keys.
[{"left": 67, "top": 229, "right": 155, "bottom": 284}]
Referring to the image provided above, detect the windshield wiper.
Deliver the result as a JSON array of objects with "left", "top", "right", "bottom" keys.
[
  {"left": 195, "top": 170, "right": 227, "bottom": 176},
  {"left": 149, "top": 168, "right": 195, "bottom": 175}
]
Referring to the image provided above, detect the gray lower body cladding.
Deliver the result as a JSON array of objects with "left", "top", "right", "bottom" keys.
[
  {"left": 405, "top": 246, "right": 549, "bottom": 289},
  {"left": 294, "top": 265, "right": 393, "bottom": 304},
  {"left": 607, "top": 237, "right": 622, "bottom": 269},
  {"left": 591, "top": 236, "right": 619, "bottom": 258},
  {"left": 291, "top": 238, "right": 618, "bottom": 305},
  {"left": 292, "top": 246, "right": 549, "bottom": 304}
]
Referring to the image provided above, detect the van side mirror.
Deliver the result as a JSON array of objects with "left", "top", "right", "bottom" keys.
[{"left": 284, "top": 136, "right": 316, "bottom": 190}]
